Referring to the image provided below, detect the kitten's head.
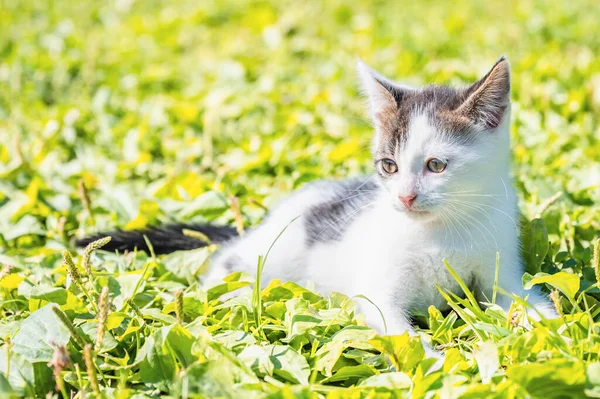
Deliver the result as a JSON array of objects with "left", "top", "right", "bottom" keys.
[{"left": 358, "top": 57, "right": 512, "bottom": 221}]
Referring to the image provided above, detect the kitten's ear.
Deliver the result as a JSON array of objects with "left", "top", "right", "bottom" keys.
[
  {"left": 357, "top": 60, "right": 406, "bottom": 127},
  {"left": 457, "top": 57, "right": 511, "bottom": 129}
]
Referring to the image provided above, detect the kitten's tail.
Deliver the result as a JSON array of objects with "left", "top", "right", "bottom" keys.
[{"left": 75, "top": 223, "right": 238, "bottom": 255}]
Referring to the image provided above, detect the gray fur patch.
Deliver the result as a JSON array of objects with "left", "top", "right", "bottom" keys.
[{"left": 304, "top": 177, "right": 380, "bottom": 245}]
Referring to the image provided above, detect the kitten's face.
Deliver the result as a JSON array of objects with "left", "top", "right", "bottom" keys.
[{"left": 358, "top": 58, "right": 512, "bottom": 222}]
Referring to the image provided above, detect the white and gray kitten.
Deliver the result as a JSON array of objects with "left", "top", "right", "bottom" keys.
[{"left": 80, "top": 57, "right": 556, "bottom": 354}]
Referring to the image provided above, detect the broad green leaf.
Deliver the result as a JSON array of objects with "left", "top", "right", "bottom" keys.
[
  {"left": 315, "top": 326, "right": 377, "bottom": 376},
  {"left": 178, "top": 191, "right": 229, "bottom": 219},
  {"left": 80, "top": 322, "right": 119, "bottom": 352},
  {"left": 586, "top": 363, "right": 600, "bottom": 398},
  {"left": 522, "top": 219, "right": 549, "bottom": 274},
  {"left": 359, "top": 372, "right": 412, "bottom": 389},
  {"left": 523, "top": 271, "right": 580, "bottom": 299},
  {"left": 106, "top": 312, "right": 128, "bottom": 330},
  {"left": 161, "top": 247, "right": 213, "bottom": 279},
  {"left": 31, "top": 363, "right": 54, "bottom": 398},
  {"left": 136, "top": 329, "right": 177, "bottom": 385},
  {"left": 322, "top": 364, "right": 378, "bottom": 383},
  {"left": 207, "top": 272, "right": 254, "bottom": 301},
  {"left": 12, "top": 305, "right": 71, "bottom": 363},
  {"left": 116, "top": 272, "right": 146, "bottom": 301},
  {"left": 507, "top": 359, "right": 586, "bottom": 397},
  {"left": 162, "top": 296, "right": 206, "bottom": 321},
  {"left": 0, "top": 351, "right": 33, "bottom": 396},
  {"left": 164, "top": 325, "right": 196, "bottom": 368},
  {"left": 142, "top": 308, "right": 177, "bottom": 325},
  {"left": 369, "top": 334, "right": 425, "bottom": 372},
  {"left": 177, "top": 361, "right": 255, "bottom": 398},
  {"left": 213, "top": 330, "right": 257, "bottom": 350},
  {"left": 29, "top": 286, "right": 67, "bottom": 304},
  {"left": 238, "top": 345, "right": 310, "bottom": 385},
  {"left": 0, "top": 372, "right": 13, "bottom": 395}
]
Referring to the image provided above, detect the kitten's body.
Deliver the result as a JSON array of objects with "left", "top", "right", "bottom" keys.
[
  {"left": 205, "top": 117, "right": 551, "bottom": 337},
  {"left": 78, "top": 57, "right": 555, "bottom": 346}
]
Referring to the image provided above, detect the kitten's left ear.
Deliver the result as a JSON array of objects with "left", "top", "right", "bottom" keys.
[
  {"left": 457, "top": 57, "right": 511, "bottom": 129},
  {"left": 357, "top": 60, "right": 409, "bottom": 129}
]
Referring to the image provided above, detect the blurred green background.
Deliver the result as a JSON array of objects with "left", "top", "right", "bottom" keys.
[{"left": 0, "top": 0, "right": 598, "bottom": 262}]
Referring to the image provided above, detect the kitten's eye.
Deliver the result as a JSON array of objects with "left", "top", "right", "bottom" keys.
[
  {"left": 426, "top": 158, "right": 447, "bottom": 173},
  {"left": 380, "top": 158, "right": 398, "bottom": 174}
]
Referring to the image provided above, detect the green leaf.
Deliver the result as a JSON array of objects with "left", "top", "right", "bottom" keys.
[
  {"left": 163, "top": 296, "right": 206, "bottom": 322},
  {"left": 164, "top": 325, "right": 196, "bottom": 368},
  {"left": 359, "top": 372, "right": 412, "bottom": 389},
  {"left": 369, "top": 334, "right": 425, "bottom": 372},
  {"left": 106, "top": 312, "right": 128, "bottom": 330},
  {"left": 29, "top": 286, "right": 68, "bottom": 305},
  {"left": 522, "top": 219, "right": 549, "bottom": 274},
  {"left": 238, "top": 345, "right": 310, "bottom": 385},
  {"left": 136, "top": 329, "right": 177, "bottom": 385},
  {"left": 161, "top": 247, "right": 212, "bottom": 279},
  {"left": 0, "top": 372, "right": 14, "bottom": 395},
  {"left": 80, "top": 322, "right": 119, "bottom": 353},
  {"left": 522, "top": 271, "right": 580, "bottom": 299},
  {"left": 178, "top": 361, "right": 254, "bottom": 397},
  {"left": 31, "top": 363, "right": 54, "bottom": 398},
  {"left": 142, "top": 308, "right": 178, "bottom": 325},
  {"left": 179, "top": 191, "right": 229, "bottom": 218},
  {"left": 322, "top": 364, "right": 378, "bottom": 383},
  {"left": 213, "top": 330, "right": 257, "bottom": 350},
  {"left": 207, "top": 272, "right": 253, "bottom": 301},
  {"left": 12, "top": 305, "right": 71, "bottom": 363},
  {"left": 507, "top": 359, "right": 586, "bottom": 397},
  {"left": 315, "top": 326, "right": 377, "bottom": 376},
  {"left": 586, "top": 363, "right": 600, "bottom": 398},
  {"left": 0, "top": 351, "right": 33, "bottom": 396}
]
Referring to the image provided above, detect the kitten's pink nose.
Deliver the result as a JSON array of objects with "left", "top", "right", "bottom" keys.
[{"left": 399, "top": 194, "right": 417, "bottom": 208}]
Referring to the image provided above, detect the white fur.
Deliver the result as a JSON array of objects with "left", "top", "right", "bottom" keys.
[{"left": 206, "top": 62, "right": 556, "bottom": 348}]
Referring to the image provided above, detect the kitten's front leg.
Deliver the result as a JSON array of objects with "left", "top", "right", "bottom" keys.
[{"left": 359, "top": 300, "right": 415, "bottom": 337}]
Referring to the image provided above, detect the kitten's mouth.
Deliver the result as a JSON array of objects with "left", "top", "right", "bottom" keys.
[
  {"left": 392, "top": 200, "right": 434, "bottom": 218},
  {"left": 405, "top": 208, "right": 431, "bottom": 217}
]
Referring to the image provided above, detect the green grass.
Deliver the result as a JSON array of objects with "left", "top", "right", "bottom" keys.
[{"left": 0, "top": 0, "right": 599, "bottom": 397}]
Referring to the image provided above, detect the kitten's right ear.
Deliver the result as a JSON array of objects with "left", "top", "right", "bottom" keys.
[
  {"left": 357, "top": 60, "right": 406, "bottom": 128},
  {"left": 456, "top": 57, "right": 511, "bottom": 129}
]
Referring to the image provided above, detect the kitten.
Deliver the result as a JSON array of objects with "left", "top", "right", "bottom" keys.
[{"left": 78, "top": 57, "right": 556, "bottom": 355}]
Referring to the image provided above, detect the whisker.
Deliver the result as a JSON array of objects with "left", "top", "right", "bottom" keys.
[
  {"left": 444, "top": 209, "right": 468, "bottom": 255},
  {"left": 445, "top": 202, "right": 499, "bottom": 251},
  {"left": 312, "top": 201, "right": 376, "bottom": 242},
  {"left": 442, "top": 198, "right": 498, "bottom": 232},
  {"left": 501, "top": 177, "right": 509, "bottom": 200},
  {"left": 449, "top": 205, "right": 487, "bottom": 266},
  {"left": 445, "top": 205, "right": 476, "bottom": 251},
  {"left": 351, "top": 175, "right": 376, "bottom": 192},
  {"left": 446, "top": 198, "right": 518, "bottom": 230},
  {"left": 333, "top": 201, "right": 378, "bottom": 241}
]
